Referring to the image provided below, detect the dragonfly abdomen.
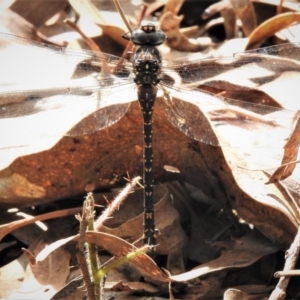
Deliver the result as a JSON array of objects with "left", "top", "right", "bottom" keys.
[{"left": 137, "top": 84, "right": 158, "bottom": 245}]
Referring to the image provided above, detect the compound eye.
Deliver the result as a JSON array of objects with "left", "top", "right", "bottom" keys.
[{"left": 130, "top": 25, "right": 167, "bottom": 45}]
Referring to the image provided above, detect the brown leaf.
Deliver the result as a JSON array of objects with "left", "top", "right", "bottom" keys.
[
  {"left": 35, "top": 235, "right": 78, "bottom": 262},
  {"left": 84, "top": 231, "right": 171, "bottom": 282},
  {"left": 246, "top": 12, "right": 300, "bottom": 50},
  {"left": 164, "top": 0, "right": 184, "bottom": 15},
  {"left": 10, "top": 0, "right": 68, "bottom": 28},
  {"left": 34, "top": 230, "right": 170, "bottom": 282},
  {"left": 0, "top": 207, "right": 82, "bottom": 242},
  {"left": 106, "top": 280, "right": 159, "bottom": 293},
  {"left": 0, "top": 253, "right": 28, "bottom": 298},
  {"left": 159, "top": 11, "right": 207, "bottom": 52},
  {"left": 221, "top": 147, "right": 300, "bottom": 249},
  {"left": 268, "top": 116, "right": 300, "bottom": 183},
  {"left": 224, "top": 287, "right": 270, "bottom": 300},
  {"left": 170, "top": 231, "right": 277, "bottom": 281},
  {"left": 164, "top": 50, "right": 300, "bottom": 238},
  {"left": 0, "top": 33, "right": 135, "bottom": 173},
  {"left": 202, "top": 0, "right": 231, "bottom": 20},
  {"left": 10, "top": 241, "right": 71, "bottom": 299}
]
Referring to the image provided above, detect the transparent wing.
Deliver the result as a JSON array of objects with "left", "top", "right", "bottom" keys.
[
  {"left": 160, "top": 44, "right": 300, "bottom": 169},
  {"left": 0, "top": 32, "right": 136, "bottom": 136},
  {"left": 160, "top": 84, "right": 295, "bottom": 145},
  {"left": 162, "top": 43, "right": 300, "bottom": 93},
  {"left": 159, "top": 84, "right": 298, "bottom": 170}
]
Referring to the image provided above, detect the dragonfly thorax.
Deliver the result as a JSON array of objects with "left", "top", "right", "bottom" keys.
[
  {"left": 134, "top": 65, "right": 160, "bottom": 85},
  {"left": 133, "top": 46, "right": 162, "bottom": 85}
]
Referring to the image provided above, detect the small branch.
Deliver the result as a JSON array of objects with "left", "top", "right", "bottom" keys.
[
  {"left": 0, "top": 207, "right": 82, "bottom": 242},
  {"left": 64, "top": 18, "right": 110, "bottom": 75},
  {"left": 94, "top": 176, "right": 141, "bottom": 230},
  {"left": 269, "top": 225, "right": 300, "bottom": 300},
  {"left": 275, "top": 270, "right": 300, "bottom": 277},
  {"left": 112, "top": 0, "right": 132, "bottom": 33},
  {"left": 76, "top": 207, "right": 96, "bottom": 300},
  {"left": 64, "top": 18, "right": 102, "bottom": 52},
  {"left": 95, "top": 245, "right": 149, "bottom": 280},
  {"left": 85, "top": 193, "right": 102, "bottom": 299}
]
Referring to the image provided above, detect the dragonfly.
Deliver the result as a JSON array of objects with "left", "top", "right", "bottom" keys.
[{"left": 1, "top": 24, "right": 300, "bottom": 246}]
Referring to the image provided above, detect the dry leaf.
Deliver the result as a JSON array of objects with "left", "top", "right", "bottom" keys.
[
  {"left": 268, "top": 116, "right": 300, "bottom": 183},
  {"left": 246, "top": 12, "right": 300, "bottom": 49},
  {"left": 9, "top": 241, "right": 70, "bottom": 300},
  {"left": 34, "top": 231, "right": 171, "bottom": 283},
  {"left": 10, "top": 0, "right": 68, "bottom": 28},
  {"left": 0, "top": 207, "right": 81, "bottom": 242},
  {"left": 170, "top": 231, "right": 277, "bottom": 281},
  {"left": 159, "top": 11, "right": 207, "bottom": 52},
  {"left": 0, "top": 253, "right": 27, "bottom": 299},
  {"left": 224, "top": 287, "right": 270, "bottom": 300}
]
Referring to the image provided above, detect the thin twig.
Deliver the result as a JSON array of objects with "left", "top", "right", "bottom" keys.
[
  {"left": 275, "top": 270, "right": 300, "bottom": 277},
  {"left": 76, "top": 207, "right": 96, "bottom": 300},
  {"left": 269, "top": 225, "right": 300, "bottom": 300},
  {"left": 94, "top": 176, "right": 141, "bottom": 230},
  {"left": 0, "top": 207, "right": 82, "bottom": 242},
  {"left": 112, "top": 0, "right": 132, "bottom": 33},
  {"left": 64, "top": 18, "right": 109, "bottom": 74},
  {"left": 84, "top": 193, "right": 102, "bottom": 299},
  {"left": 64, "top": 18, "right": 102, "bottom": 52},
  {"left": 119, "top": 3, "right": 148, "bottom": 60}
]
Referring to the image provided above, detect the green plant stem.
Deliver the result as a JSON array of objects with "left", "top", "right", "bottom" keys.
[
  {"left": 95, "top": 246, "right": 148, "bottom": 281},
  {"left": 85, "top": 193, "right": 102, "bottom": 299},
  {"left": 76, "top": 211, "right": 95, "bottom": 300}
]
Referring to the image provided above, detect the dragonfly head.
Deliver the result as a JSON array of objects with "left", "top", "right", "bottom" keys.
[{"left": 123, "top": 23, "right": 167, "bottom": 46}]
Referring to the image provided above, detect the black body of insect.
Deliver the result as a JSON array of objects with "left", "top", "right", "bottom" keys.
[{"left": 122, "top": 24, "right": 167, "bottom": 246}]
